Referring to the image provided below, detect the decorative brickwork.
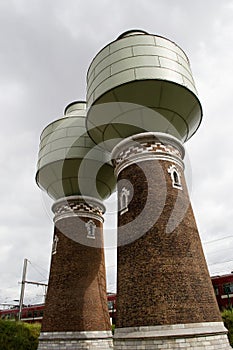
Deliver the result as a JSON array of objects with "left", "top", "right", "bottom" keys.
[
  {"left": 112, "top": 132, "right": 184, "bottom": 177},
  {"left": 38, "top": 196, "right": 112, "bottom": 349},
  {"left": 52, "top": 195, "right": 105, "bottom": 223},
  {"left": 112, "top": 132, "right": 230, "bottom": 349}
]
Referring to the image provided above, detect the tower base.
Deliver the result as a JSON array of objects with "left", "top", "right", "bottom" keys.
[
  {"left": 38, "top": 330, "right": 113, "bottom": 349},
  {"left": 113, "top": 322, "right": 231, "bottom": 349}
]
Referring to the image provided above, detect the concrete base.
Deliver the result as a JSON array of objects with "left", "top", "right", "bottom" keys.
[
  {"left": 113, "top": 322, "right": 232, "bottom": 349},
  {"left": 37, "top": 330, "right": 113, "bottom": 349}
]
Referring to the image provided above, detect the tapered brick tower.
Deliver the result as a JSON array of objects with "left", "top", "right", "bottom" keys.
[
  {"left": 36, "top": 102, "right": 115, "bottom": 349},
  {"left": 86, "top": 30, "right": 231, "bottom": 349}
]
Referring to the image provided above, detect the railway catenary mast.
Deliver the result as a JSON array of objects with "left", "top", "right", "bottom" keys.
[
  {"left": 36, "top": 102, "right": 115, "bottom": 349},
  {"left": 86, "top": 30, "right": 231, "bottom": 349}
]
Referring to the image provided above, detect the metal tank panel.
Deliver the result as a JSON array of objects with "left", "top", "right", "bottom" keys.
[
  {"left": 86, "top": 30, "right": 202, "bottom": 145},
  {"left": 36, "top": 102, "right": 115, "bottom": 200}
]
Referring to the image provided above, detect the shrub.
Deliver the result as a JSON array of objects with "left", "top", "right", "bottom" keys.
[
  {"left": 0, "top": 320, "right": 41, "bottom": 350},
  {"left": 111, "top": 323, "right": 115, "bottom": 335},
  {"left": 222, "top": 308, "right": 233, "bottom": 347}
]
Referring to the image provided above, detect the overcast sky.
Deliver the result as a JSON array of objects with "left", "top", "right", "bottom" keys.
[{"left": 0, "top": 0, "right": 233, "bottom": 306}]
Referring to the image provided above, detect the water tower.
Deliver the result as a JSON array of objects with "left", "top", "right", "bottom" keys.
[
  {"left": 36, "top": 101, "right": 115, "bottom": 349},
  {"left": 86, "top": 30, "right": 231, "bottom": 349}
]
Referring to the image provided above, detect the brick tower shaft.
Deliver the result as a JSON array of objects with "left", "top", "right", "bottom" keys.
[
  {"left": 38, "top": 196, "right": 113, "bottom": 349},
  {"left": 112, "top": 132, "right": 231, "bottom": 349}
]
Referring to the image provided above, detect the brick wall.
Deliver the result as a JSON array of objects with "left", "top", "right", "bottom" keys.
[
  {"left": 116, "top": 158, "right": 221, "bottom": 328},
  {"left": 41, "top": 215, "right": 111, "bottom": 332}
]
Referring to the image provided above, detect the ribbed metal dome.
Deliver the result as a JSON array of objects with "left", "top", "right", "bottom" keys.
[
  {"left": 86, "top": 30, "right": 202, "bottom": 149},
  {"left": 36, "top": 102, "right": 115, "bottom": 200}
]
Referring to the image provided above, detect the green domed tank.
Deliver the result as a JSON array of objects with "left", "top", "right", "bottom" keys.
[
  {"left": 86, "top": 30, "right": 202, "bottom": 148},
  {"left": 36, "top": 101, "right": 115, "bottom": 200}
]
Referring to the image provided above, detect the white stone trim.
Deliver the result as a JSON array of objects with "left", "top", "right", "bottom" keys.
[
  {"left": 113, "top": 322, "right": 231, "bottom": 349},
  {"left": 53, "top": 211, "right": 104, "bottom": 224},
  {"left": 39, "top": 330, "right": 113, "bottom": 340},
  {"left": 38, "top": 330, "right": 114, "bottom": 349},
  {"left": 114, "top": 322, "right": 228, "bottom": 339}
]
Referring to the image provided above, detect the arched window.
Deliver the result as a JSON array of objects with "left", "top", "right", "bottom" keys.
[
  {"left": 52, "top": 235, "right": 59, "bottom": 255},
  {"left": 173, "top": 170, "right": 179, "bottom": 184},
  {"left": 85, "top": 220, "right": 96, "bottom": 239},
  {"left": 168, "top": 165, "right": 182, "bottom": 190},
  {"left": 122, "top": 193, "right": 127, "bottom": 209},
  {"left": 119, "top": 187, "right": 130, "bottom": 215}
]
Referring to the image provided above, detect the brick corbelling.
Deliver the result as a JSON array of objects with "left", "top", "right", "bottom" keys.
[
  {"left": 41, "top": 215, "right": 110, "bottom": 333},
  {"left": 113, "top": 141, "right": 182, "bottom": 166},
  {"left": 112, "top": 132, "right": 185, "bottom": 177},
  {"left": 116, "top": 159, "right": 221, "bottom": 328},
  {"left": 52, "top": 196, "right": 105, "bottom": 223}
]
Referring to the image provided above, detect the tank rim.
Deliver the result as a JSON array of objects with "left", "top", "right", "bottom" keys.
[
  {"left": 86, "top": 79, "right": 203, "bottom": 144},
  {"left": 64, "top": 100, "right": 86, "bottom": 115},
  {"left": 35, "top": 161, "right": 116, "bottom": 201},
  {"left": 117, "top": 29, "right": 148, "bottom": 40}
]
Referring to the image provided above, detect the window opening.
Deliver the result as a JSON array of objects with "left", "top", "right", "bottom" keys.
[
  {"left": 85, "top": 220, "right": 96, "bottom": 239},
  {"left": 52, "top": 235, "right": 59, "bottom": 255},
  {"left": 168, "top": 165, "right": 182, "bottom": 190},
  {"left": 119, "top": 187, "right": 130, "bottom": 215}
]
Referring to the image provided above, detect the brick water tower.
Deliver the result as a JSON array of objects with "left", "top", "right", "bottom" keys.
[
  {"left": 86, "top": 30, "right": 231, "bottom": 349},
  {"left": 36, "top": 102, "right": 115, "bottom": 349}
]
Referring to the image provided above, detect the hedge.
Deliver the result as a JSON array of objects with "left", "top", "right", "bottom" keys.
[{"left": 0, "top": 320, "right": 40, "bottom": 350}]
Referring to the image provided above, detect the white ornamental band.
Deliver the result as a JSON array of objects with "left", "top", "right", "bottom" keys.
[
  {"left": 112, "top": 132, "right": 185, "bottom": 176},
  {"left": 52, "top": 195, "right": 106, "bottom": 224}
]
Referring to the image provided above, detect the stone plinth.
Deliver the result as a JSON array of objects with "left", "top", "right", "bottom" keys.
[
  {"left": 38, "top": 330, "right": 113, "bottom": 349},
  {"left": 114, "top": 322, "right": 231, "bottom": 349}
]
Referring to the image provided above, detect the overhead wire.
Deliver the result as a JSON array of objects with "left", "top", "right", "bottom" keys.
[
  {"left": 28, "top": 261, "right": 48, "bottom": 280},
  {"left": 203, "top": 235, "right": 233, "bottom": 245}
]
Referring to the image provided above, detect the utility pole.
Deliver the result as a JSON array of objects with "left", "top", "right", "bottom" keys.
[
  {"left": 18, "top": 258, "right": 48, "bottom": 321},
  {"left": 18, "top": 258, "right": 28, "bottom": 321}
]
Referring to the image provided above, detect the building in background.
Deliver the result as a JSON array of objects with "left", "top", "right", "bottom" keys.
[
  {"left": 2, "top": 273, "right": 233, "bottom": 326},
  {"left": 0, "top": 294, "right": 117, "bottom": 325},
  {"left": 211, "top": 274, "right": 233, "bottom": 310}
]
